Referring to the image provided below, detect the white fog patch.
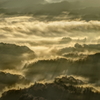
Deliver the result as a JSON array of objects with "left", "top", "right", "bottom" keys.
[{"left": 0, "top": 16, "right": 100, "bottom": 58}]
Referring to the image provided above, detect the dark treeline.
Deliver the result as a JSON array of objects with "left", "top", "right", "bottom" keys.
[{"left": 1, "top": 76, "right": 100, "bottom": 100}]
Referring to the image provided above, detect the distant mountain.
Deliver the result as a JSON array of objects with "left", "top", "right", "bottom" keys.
[
  {"left": 0, "top": 43, "right": 36, "bottom": 70},
  {"left": 0, "top": 0, "right": 100, "bottom": 21}
]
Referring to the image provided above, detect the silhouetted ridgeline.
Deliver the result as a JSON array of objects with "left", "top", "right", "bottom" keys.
[
  {"left": 1, "top": 1, "right": 100, "bottom": 21},
  {"left": 0, "top": 76, "right": 100, "bottom": 100},
  {"left": 0, "top": 43, "right": 36, "bottom": 70}
]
